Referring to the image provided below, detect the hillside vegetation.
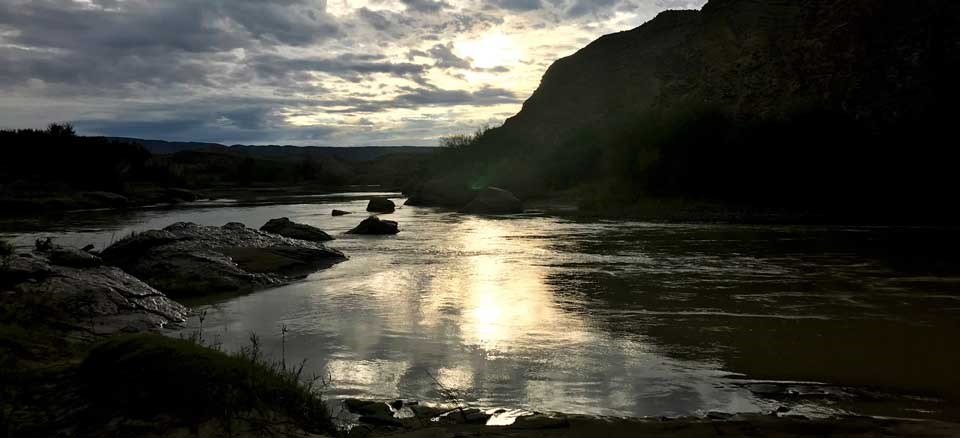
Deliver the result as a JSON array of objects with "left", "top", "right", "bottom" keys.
[
  {"left": 412, "top": 0, "right": 960, "bottom": 221},
  {"left": 0, "top": 124, "right": 431, "bottom": 212}
]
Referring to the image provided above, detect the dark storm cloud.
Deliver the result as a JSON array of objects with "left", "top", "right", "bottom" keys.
[
  {"left": 0, "top": 0, "right": 693, "bottom": 145},
  {"left": 565, "top": 0, "right": 620, "bottom": 18},
  {"left": 0, "top": 0, "right": 344, "bottom": 91},
  {"left": 0, "top": 0, "right": 337, "bottom": 53},
  {"left": 72, "top": 97, "right": 339, "bottom": 144},
  {"left": 396, "top": 86, "right": 518, "bottom": 105},
  {"left": 427, "top": 43, "right": 472, "bottom": 69},
  {"left": 488, "top": 0, "right": 544, "bottom": 12},
  {"left": 400, "top": 0, "right": 451, "bottom": 13},
  {"left": 250, "top": 53, "right": 427, "bottom": 82}
]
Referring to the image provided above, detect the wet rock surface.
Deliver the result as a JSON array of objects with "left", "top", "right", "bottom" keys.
[
  {"left": 347, "top": 216, "right": 400, "bottom": 235},
  {"left": 366, "top": 198, "right": 396, "bottom": 213},
  {"left": 48, "top": 247, "right": 103, "bottom": 268},
  {"left": 261, "top": 217, "right": 334, "bottom": 242},
  {"left": 404, "top": 178, "right": 476, "bottom": 208},
  {"left": 0, "top": 252, "right": 187, "bottom": 337},
  {"left": 100, "top": 222, "right": 345, "bottom": 298},
  {"left": 333, "top": 209, "right": 351, "bottom": 216},
  {"left": 462, "top": 187, "right": 524, "bottom": 214},
  {"left": 335, "top": 397, "right": 960, "bottom": 437}
]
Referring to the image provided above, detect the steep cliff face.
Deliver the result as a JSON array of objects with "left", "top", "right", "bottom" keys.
[
  {"left": 501, "top": 0, "right": 959, "bottom": 147},
  {"left": 417, "top": 0, "right": 959, "bottom": 217}
]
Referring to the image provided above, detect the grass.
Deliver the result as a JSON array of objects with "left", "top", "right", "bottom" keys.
[
  {"left": 80, "top": 332, "right": 334, "bottom": 436},
  {"left": 0, "top": 303, "right": 336, "bottom": 437}
]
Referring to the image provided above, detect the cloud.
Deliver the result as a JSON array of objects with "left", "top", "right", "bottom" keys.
[
  {"left": 396, "top": 85, "right": 518, "bottom": 105},
  {"left": 489, "top": 0, "right": 544, "bottom": 12},
  {"left": 427, "top": 43, "right": 472, "bottom": 69},
  {"left": 0, "top": 0, "right": 702, "bottom": 145},
  {"left": 400, "top": 0, "right": 451, "bottom": 13}
]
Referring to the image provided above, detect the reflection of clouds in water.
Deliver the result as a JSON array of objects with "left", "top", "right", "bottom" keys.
[
  {"left": 16, "top": 201, "right": 959, "bottom": 418},
  {"left": 326, "top": 359, "right": 410, "bottom": 396},
  {"left": 437, "top": 367, "right": 474, "bottom": 391},
  {"left": 153, "top": 205, "right": 779, "bottom": 417},
  {"left": 424, "top": 218, "right": 594, "bottom": 354}
]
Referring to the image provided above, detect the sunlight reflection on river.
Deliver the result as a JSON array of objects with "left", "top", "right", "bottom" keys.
[
  {"left": 5, "top": 194, "right": 959, "bottom": 419},
  {"left": 164, "top": 202, "right": 772, "bottom": 417}
]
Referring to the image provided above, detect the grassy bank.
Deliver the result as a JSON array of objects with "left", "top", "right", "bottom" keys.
[{"left": 0, "top": 326, "right": 334, "bottom": 437}]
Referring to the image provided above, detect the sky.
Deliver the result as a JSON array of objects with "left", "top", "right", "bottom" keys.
[{"left": 0, "top": 0, "right": 705, "bottom": 146}]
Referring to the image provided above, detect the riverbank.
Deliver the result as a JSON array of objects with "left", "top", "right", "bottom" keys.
[
  {"left": 4, "top": 207, "right": 960, "bottom": 436},
  {"left": 5, "top": 325, "right": 960, "bottom": 437},
  {"left": 0, "top": 183, "right": 404, "bottom": 217}
]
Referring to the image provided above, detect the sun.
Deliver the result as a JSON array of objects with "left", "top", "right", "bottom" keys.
[{"left": 455, "top": 32, "right": 521, "bottom": 69}]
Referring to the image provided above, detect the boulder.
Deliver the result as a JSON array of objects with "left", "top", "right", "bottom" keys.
[
  {"left": 164, "top": 188, "right": 199, "bottom": 203},
  {"left": 0, "top": 252, "right": 187, "bottom": 336},
  {"left": 81, "top": 191, "right": 129, "bottom": 208},
  {"left": 101, "top": 222, "right": 346, "bottom": 298},
  {"left": 366, "top": 198, "right": 396, "bottom": 213},
  {"left": 332, "top": 209, "right": 351, "bottom": 216},
  {"left": 223, "top": 222, "right": 246, "bottom": 230},
  {"left": 347, "top": 217, "right": 399, "bottom": 235},
  {"left": 404, "top": 178, "right": 475, "bottom": 207},
  {"left": 260, "top": 217, "right": 334, "bottom": 242},
  {"left": 461, "top": 187, "right": 524, "bottom": 214},
  {"left": 49, "top": 247, "right": 103, "bottom": 268}
]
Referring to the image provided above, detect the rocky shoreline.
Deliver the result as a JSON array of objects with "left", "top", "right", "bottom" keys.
[
  {"left": 329, "top": 398, "right": 960, "bottom": 438},
  {"left": 3, "top": 217, "right": 960, "bottom": 437}
]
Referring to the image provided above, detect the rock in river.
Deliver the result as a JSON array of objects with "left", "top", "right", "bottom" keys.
[
  {"left": 48, "top": 246, "right": 103, "bottom": 268},
  {"left": 366, "top": 198, "right": 396, "bottom": 214},
  {"left": 404, "top": 177, "right": 476, "bottom": 208},
  {"left": 332, "top": 209, "right": 351, "bottom": 216},
  {"left": 100, "top": 222, "right": 346, "bottom": 298},
  {"left": 0, "top": 252, "right": 187, "bottom": 337},
  {"left": 347, "top": 216, "right": 399, "bottom": 235},
  {"left": 462, "top": 187, "right": 524, "bottom": 214},
  {"left": 260, "top": 217, "right": 334, "bottom": 242}
]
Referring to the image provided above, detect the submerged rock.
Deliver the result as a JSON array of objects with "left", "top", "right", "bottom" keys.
[
  {"left": 462, "top": 187, "right": 524, "bottom": 214},
  {"left": 332, "top": 209, "right": 351, "bottom": 216},
  {"left": 260, "top": 217, "right": 334, "bottom": 242},
  {"left": 347, "top": 216, "right": 399, "bottom": 235},
  {"left": 101, "top": 222, "right": 345, "bottom": 298},
  {"left": 164, "top": 188, "right": 199, "bottom": 203},
  {"left": 81, "top": 191, "right": 129, "bottom": 208},
  {"left": 0, "top": 252, "right": 187, "bottom": 336},
  {"left": 366, "top": 198, "right": 396, "bottom": 213}
]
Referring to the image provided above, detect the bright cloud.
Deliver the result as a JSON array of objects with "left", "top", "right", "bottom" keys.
[{"left": 0, "top": 0, "right": 705, "bottom": 146}]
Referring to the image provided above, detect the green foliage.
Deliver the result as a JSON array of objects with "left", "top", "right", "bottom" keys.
[
  {"left": 439, "top": 125, "right": 491, "bottom": 151},
  {"left": 46, "top": 123, "right": 76, "bottom": 138},
  {"left": 417, "top": 101, "right": 960, "bottom": 219}
]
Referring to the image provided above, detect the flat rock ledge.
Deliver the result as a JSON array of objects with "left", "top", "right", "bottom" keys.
[
  {"left": 0, "top": 251, "right": 188, "bottom": 338},
  {"left": 100, "top": 222, "right": 346, "bottom": 298}
]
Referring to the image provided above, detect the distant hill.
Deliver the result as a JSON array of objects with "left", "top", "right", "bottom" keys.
[
  {"left": 412, "top": 0, "right": 960, "bottom": 219},
  {"left": 110, "top": 137, "right": 437, "bottom": 162}
]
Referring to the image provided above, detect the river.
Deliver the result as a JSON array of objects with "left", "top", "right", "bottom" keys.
[{"left": 3, "top": 193, "right": 959, "bottom": 420}]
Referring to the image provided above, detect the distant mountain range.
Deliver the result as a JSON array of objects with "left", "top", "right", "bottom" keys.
[{"left": 109, "top": 137, "right": 437, "bottom": 162}]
